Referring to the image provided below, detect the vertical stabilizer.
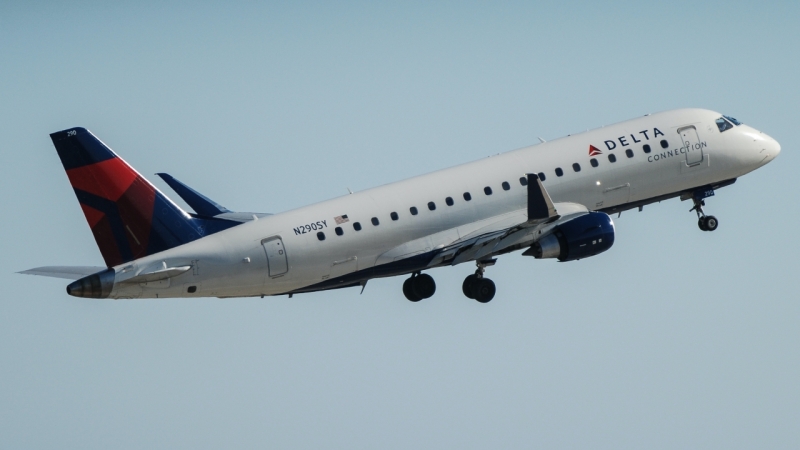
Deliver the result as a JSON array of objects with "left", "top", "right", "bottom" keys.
[{"left": 50, "top": 127, "right": 237, "bottom": 267}]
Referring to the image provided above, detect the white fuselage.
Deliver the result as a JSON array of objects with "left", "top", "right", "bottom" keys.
[{"left": 108, "top": 109, "right": 780, "bottom": 299}]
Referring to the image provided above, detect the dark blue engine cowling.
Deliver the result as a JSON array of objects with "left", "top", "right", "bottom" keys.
[
  {"left": 528, "top": 212, "right": 615, "bottom": 261},
  {"left": 555, "top": 212, "right": 615, "bottom": 261}
]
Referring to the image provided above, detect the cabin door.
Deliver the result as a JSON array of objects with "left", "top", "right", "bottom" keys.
[
  {"left": 262, "top": 237, "right": 288, "bottom": 277},
  {"left": 678, "top": 126, "right": 704, "bottom": 166}
]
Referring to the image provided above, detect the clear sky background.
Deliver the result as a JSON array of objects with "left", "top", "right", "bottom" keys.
[{"left": 1, "top": 1, "right": 798, "bottom": 448}]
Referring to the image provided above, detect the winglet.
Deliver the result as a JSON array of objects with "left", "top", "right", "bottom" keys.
[
  {"left": 527, "top": 173, "right": 558, "bottom": 221},
  {"left": 156, "top": 173, "right": 230, "bottom": 217}
]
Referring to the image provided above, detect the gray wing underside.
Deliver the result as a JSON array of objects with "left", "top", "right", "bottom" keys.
[
  {"left": 18, "top": 266, "right": 107, "bottom": 280},
  {"left": 428, "top": 202, "right": 588, "bottom": 267},
  {"left": 376, "top": 173, "right": 591, "bottom": 269}
]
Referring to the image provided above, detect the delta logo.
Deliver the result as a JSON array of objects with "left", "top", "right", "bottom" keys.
[{"left": 588, "top": 145, "right": 603, "bottom": 156}]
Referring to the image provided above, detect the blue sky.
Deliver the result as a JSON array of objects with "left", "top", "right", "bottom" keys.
[{"left": 2, "top": 2, "right": 799, "bottom": 448}]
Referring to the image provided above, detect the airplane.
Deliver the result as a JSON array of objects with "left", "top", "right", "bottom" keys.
[{"left": 20, "top": 108, "right": 780, "bottom": 302}]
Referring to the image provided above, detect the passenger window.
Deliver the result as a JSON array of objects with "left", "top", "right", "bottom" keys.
[
  {"left": 590, "top": 158, "right": 599, "bottom": 167},
  {"left": 519, "top": 176, "right": 528, "bottom": 186},
  {"left": 428, "top": 201, "right": 436, "bottom": 211},
  {"left": 371, "top": 217, "right": 379, "bottom": 226},
  {"left": 484, "top": 186, "right": 493, "bottom": 195},
  {"left": 445, "top": 197, "right": 454, "bottom": 206},
  {"left": 625, "top": 149, "right": 634, "bottom": 158},
  {"left": 353, "top": 222, "right": 362, "bottom": 231},
  {"left": 660, "top": 139, "right": 669, "bottom": 149},
  {"left": 555, "top": 167, "right": 564, "bottom": 177},
  {"left": 608, "top": 154, "right": 617, "bottom": 163},
  {"left": 463, "top": 192, "right": 472, "bottom": 201},
  {"left": 538, "top": 172, "right": 546, "bottom": 181},
  {"left": 335, "top": 227, "right": 343, "bottom": 236},
  {"left": 390, "top": 212, "right": 399, "bottom": 221},
  {"left": 572, "top": 163, "right": 581, "bottom": 172},
  {"left": 317, "top": 231, "right": 326, "bottom": 241},
  {"left": 643, "top": 144, "right": 651, "bottom": 154},
  {"left": 502, "top": 181, "right": 510, "bottom": 191},
  {"left": 410, "top": 206, "right": 418, "bottom": 215}
]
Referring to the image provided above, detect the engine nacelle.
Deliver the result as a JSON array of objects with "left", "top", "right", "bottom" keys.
[{"left": 526, "top": 212, "right": 615, "bottom": 262}]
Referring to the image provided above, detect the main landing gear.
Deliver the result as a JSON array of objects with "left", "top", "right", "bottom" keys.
[
  {"left": 403, "top": 272, "right": 436, "bottom": 302},
  {"left": 402, "top": 260, "right": 497, "bottom": 303},
  {"left": 690, "top": 197, "right": 719, "bottom": 232},
  {"left": 462, "top": 260, "right": 496, "bottom": 303}
]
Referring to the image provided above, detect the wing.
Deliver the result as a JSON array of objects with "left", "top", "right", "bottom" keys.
[
  {"left": 376, "top": 174, "right": 591, "bottom": 268},
  {"left": 18, "top": 266, "right": 107, "bottom": 280},
  {"left": 428, "top": 202, "right": 589, "bottom": 267}
]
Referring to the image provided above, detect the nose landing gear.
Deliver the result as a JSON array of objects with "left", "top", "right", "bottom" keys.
[
  {"left": 462, "top": 260, "right": 496, "bottom": 303},
  {"left": 691, "top": 198, "right": 719, "bottom": 232},
  {"left": 402, "top": 272, "right": 436, "bottom": 302}
]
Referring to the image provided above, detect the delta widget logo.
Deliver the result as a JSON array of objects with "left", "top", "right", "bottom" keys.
[{"left": 588, "top": 145, "right": 602, "bottom": 156}]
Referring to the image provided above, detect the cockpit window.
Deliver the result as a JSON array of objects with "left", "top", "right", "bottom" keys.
[
  {"left": 716, "top": 117, "right": 735, "bottom": 133},
  {"left": 723, "top": 115, "right": 742, "bottom": 126}
]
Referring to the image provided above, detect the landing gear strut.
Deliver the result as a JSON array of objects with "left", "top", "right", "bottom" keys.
[
  {"left": 690, "top": 197, "right": 719, "bottom": 232},
  {"left": 403, "top": 272, "right": 436, "bottom": 302},
  {"left": 462, "top": 260, "right": 496, "bottom": 303}
]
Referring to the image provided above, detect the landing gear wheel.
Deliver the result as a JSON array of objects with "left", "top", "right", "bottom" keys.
[
  {"left": 403, "top": 278, "right": 422, "bottom": 302},
  {"left": 413, "top": 273, "right": 436, "bottom": 299},
  {"left": 403, "top": 273, "right": 436, "bottom": 302},
  {"left": 474, "top": 278, "right": 496, "bottom": 303},
  {"left": 462, "top": 274, "right": 479, "bottom": 299},
  {"left": 704, "top": 215, "right": 719, "bottom": 231},
  {"left": 691, "top": 194, "right": 719, "bottom": 232}
]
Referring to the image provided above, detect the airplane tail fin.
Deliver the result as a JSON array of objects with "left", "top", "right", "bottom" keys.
[{"left": 50, "top": 127, "right": 237, "bottom": 267}]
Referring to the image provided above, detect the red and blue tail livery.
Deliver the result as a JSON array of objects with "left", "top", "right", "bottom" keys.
[{"left": 50, "top": 127, "right": 238, "bottom": 267}]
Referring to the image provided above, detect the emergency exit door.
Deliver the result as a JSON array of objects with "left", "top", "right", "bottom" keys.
[
  {"left": 262, "top": 237, "right": 288, "bottom": 277},
  {"left": 678, "top": 125, "right": 704, "bottom": 166}
]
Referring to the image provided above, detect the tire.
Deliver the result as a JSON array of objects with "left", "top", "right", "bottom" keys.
[
  {"left": 698, "top": 218, "right": 708, "bottom": 231},
  {"left": 462, "top": 274, "right": 479, "bottom": 299},
  {"left": 474, "top": 278, "right": 496, "bottom": 303},
  {"left": 403, "top": 278, "right": 422, "bottom": 302},
  {"left": 704, "top": 216, "right": 719, "bottom": 231},
  {"left": 413, "top": 273, "right": 436, "bottom": 299}
]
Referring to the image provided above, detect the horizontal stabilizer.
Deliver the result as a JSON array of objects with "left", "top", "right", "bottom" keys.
[
  {"left": 156, "top": 173, "right": 230, "bottom": 217},
  {"left": 19, "top": 266, "right": 107, "bottom": 280}
]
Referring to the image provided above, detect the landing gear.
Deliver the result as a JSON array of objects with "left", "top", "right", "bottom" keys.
[
  {"left": 462, "top": 260, "right": 496, "bottom": 303},
  {"left": 697, "top": 215, "right": 718, "bottom": 232},
  {"left": 403, "top": 273, "right": 436, "bottom": 302},
  {"left": 690, "top": 197, "right": 719, "bottom": 232}
]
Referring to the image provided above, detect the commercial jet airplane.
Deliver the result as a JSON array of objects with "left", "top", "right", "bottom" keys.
[{"left": 20, "top": 109, "right": 780, "bottom": 302}]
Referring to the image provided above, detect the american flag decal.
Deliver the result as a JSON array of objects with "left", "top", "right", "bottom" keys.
[{"left": 334, "top": 214, "right": 349, "bottom": 225}]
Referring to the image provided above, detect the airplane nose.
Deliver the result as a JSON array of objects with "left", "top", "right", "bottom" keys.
[
  {"left": 746, "top": 128, "right": 781, "bottom": 164},
  {"left": 770, "top": 136, "right": 781, "bottom": 158},
  {"left": 762, "top": 134, "right": 781, "bottom": 161}
]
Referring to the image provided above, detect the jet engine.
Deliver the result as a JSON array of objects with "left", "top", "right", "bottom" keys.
[{"left": 525, "top": 212, "right": 615, "bottom": 262}]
